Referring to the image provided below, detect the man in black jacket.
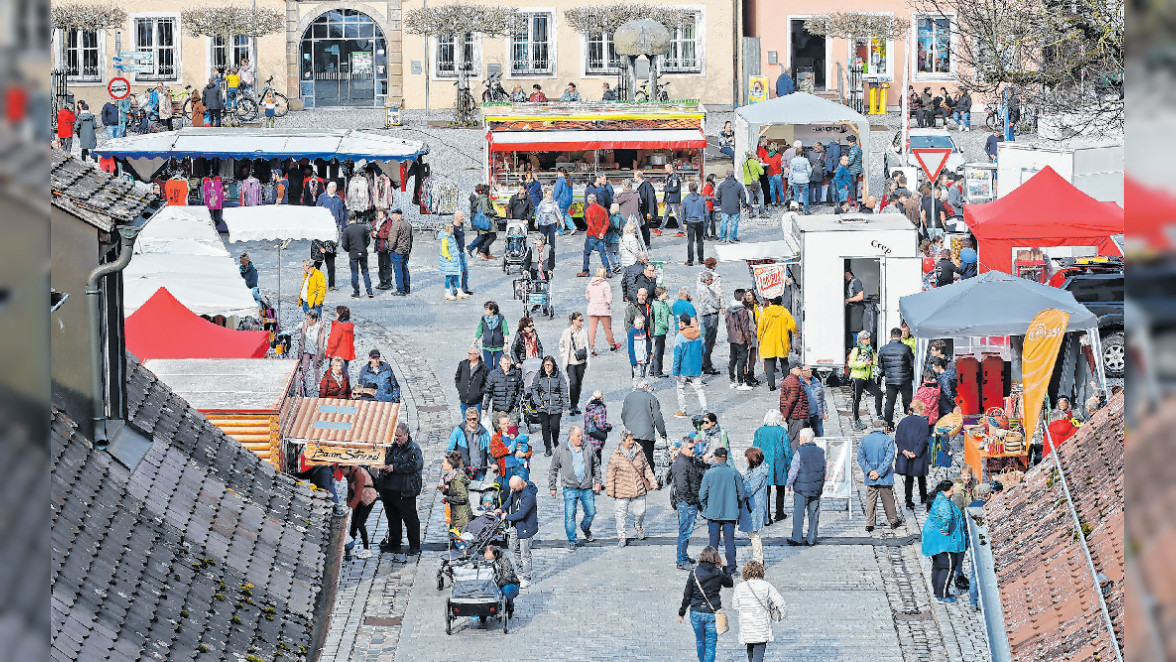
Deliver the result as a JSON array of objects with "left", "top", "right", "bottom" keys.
[
  {"left": 340, "top": 212, "right": 374, "bottom": 299},
  {"left": 622, "top": 258, "right": 657, "bottom": 305},
  {"left": 634, "top": 170, "right": 657, "bottom": 246},
  {"left": 878, "top": 327, "right": 916, "bottom": 427},
  {"left": 667, "top": 438, "right": 706, "bottom": 570},
  {"left": 483, "top": 355, "right": 523, "bottom": 426},
  {"left": 377, "top": 422, "right": 424, "bottom": 559},
  {"left": 455, "top": 348, "right": 490, "bottom": 418},
  {"left": 506, "top": 184, "right": 535, "bottom": 227}
]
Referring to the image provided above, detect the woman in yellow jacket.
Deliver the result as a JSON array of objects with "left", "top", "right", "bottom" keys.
[
  {"left": 756, "top": 296, "right": 797, "bottom": 391},
  {"left": 299, "top": 259, "right": 327, "bottom": 315}
]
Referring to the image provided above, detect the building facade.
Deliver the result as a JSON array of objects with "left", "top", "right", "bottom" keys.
[
  {"left": 745, "top": 0, "right": 967, "bottom": 109},
  {"left": 54, "top": 0, "right": 740, "bottom": 111}
]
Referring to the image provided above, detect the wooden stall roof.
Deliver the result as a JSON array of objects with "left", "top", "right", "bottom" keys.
[
  {"left": 283, "top": 398, "right": 399, "bottom": 446},
  {"left": 143, "top": 358, "right": 298, "bottom": 411}
]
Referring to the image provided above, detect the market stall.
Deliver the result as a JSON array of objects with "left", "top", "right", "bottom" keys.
[
  {"left": 483, "top": 101, "right": 707, "bottom": 218},
  {"left": 222, "top": 206, "right": 337, "bottom": 244},
  {"left": 733, "top": 92, "right": 872, "bottom": 198},
  {"left": 899, "top": 272, "right": 1104, "bottom": 480},
  {"left": 964, "top": 167, "right": 1124, "bottom": 277},
  {"left": 126, "top": 288, "right": 270, "bottom": 360},
  {"left": 281, "top": 397, "right": 401, "bottom": 473}
]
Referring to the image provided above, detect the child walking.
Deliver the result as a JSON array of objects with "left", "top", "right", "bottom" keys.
[
  {"left": 649, "top": 286, "right": 672, "bottom": 378},
  {"left": 264, "top": 92, "right": 277, "bottom": 128},
  {"left": 226, "top": 67, "right": 241, "bottom": 109},
  {"left": 628, "top": 315, "right": 651, "bottom": 388},
  {"left": 583, "top": 390, "right": 613, "bottom": 463}
]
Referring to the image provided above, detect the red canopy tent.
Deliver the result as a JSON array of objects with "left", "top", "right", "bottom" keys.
[
  {"left": 964, "top": 166, "right": 1124, "bottom": 274},
  {"left": 126, "top": 287, "right": 269, "bottom": 360},
  {"left": 1125, "top": 176, "right": 1176, "bottom": 251}
]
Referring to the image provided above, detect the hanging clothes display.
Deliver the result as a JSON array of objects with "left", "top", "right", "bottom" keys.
[
  {"left": 372, "top": 171, "right": 395, "bottom": 211},
  {"left": 163, "top": 177, "right": 189, "bottom": 206},
  {"left": 303, "top": 174, "right": 325, "bottom": 207},
  {"left": 240, "top": 176, "right": 263, "bottom": 206},
  {"left": 202, "top": 176, "right": 225, "bottom": 231},
  {"left": 346, "top": 173, "right": 372, "bottom": 213}
]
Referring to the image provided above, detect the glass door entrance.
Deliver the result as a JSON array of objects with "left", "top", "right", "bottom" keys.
[{"left": 300, "top": 9, "right": 387, "bottom": 107}]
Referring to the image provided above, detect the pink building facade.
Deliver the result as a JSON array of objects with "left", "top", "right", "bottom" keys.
[{"left": 744, "top": 0, "right": 969, "bottom": 110}]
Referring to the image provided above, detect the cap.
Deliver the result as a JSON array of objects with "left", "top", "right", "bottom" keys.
[
  {"left": 704, "top": 257, "right": 717, "bottom": 269},
  {"left": 713, "top": 447, "right": 729, "bottom": 459},
  {"left": 240, "top": 252, "right": 250, "bottom": 261},
  {"left": 507, "top": 425, "right": 519, "bottom": 436},
  {"left": 368, "top": 349, "right": 381, "bottom": 358},
  {"left": 391, "top": 207, "right": 404, "bottom": 215}
]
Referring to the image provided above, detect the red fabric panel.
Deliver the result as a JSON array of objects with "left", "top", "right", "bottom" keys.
[
  {"left": 126, "top": 288, "right": 269, "bottom": 360},
  {"left": 488, "top": 138, "right": 707, "bottom": 152}
]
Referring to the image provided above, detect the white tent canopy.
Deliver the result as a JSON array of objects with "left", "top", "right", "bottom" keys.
[
  {"left": 734, "top": 92, "right": 870, "bottom": 188},
  {"left": 93, "top": 128, "right": 428, "bottom": 163},
  {"left": 125, "top": 206, "right": 256, "bottom": 318},
  {"left": 223, "top": 206, "right": 337, "bottom": 243}
]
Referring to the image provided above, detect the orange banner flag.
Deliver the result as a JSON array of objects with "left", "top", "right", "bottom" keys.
[{"left": 1021, "top": 309, "right": 1070, "bottom": 442}]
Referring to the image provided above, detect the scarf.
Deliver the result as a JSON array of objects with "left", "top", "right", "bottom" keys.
[
  {"left": 768, "top": 149, "right": 778, "bottom": 157},
  {"left": 622, "top": 443, "right": 641, "bottom": 461},
  {"left": 523, "top": 331, "right": 539, "bottom": 359}
]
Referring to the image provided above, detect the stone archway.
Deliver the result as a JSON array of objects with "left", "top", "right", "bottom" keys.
[{"left": 287, "top": 2, "right": 401, "bottom": 108}]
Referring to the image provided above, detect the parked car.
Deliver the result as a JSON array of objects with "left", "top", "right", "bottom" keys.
[
  {"left": 885, "top": 129, "right": 966, "bottom": 182},
  {"left": 1053, "top": 260, "right": 1124, "bottom": 378}
]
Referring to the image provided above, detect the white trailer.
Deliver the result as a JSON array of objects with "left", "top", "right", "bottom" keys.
[
  {"left": 790, "top": 213, "right": 923, "bottom": 370},
  {"left": 995, "top": 142, "right": 1124, "bottom": 204}
]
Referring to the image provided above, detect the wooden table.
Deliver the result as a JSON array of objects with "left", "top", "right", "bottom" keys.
[{"left": 963, "top": 432, "right": 1029, "bottom": 482}]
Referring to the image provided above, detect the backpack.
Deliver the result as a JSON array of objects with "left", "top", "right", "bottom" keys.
[
  {"left": 472, "top": 208, "right": 491, "bottom": 232},
  {"left": 912, "top": 384, "right": 942, "bottom": 424}
]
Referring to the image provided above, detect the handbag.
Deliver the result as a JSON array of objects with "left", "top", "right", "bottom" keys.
[
  {"left": 572, "top": 334, "right": 588, "bottom": 362},
  {"left": 932, "top": 435, "right": 952, "bottom": 468},
  {"left": 472, "top": 208, "right": 491, "bottom": 231},
  {"left": 694, "top": 571, "right": 728, "bottom": 635},
  {"left": 748, "top": 581, "right": 785, "bottom": 622}
]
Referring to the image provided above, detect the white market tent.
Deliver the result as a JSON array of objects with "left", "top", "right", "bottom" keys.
[
  {"left": 734, "top": 92, "right": 870, "bottom": 188},
  {"left": 223, "top": 206, "right": 337, "bottom": 243},
  {"left": 124, "top": 206, "right": 256, "bottom": 319}
]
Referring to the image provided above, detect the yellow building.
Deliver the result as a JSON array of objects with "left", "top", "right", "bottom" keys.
[{"left": 54, "top": 0, "right": 740, "bottom": 111}]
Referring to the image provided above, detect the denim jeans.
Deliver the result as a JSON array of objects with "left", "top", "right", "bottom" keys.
[
  {"left": 444, "top": 274, "right": 460, "bottom": 295},
  {"left": 482, "top": 349, "right": 503, "bottom": 368},
  {"left": 300, "top": 302, "right": 322, "bottom": 317},
  {"left": 606, "top": 243, "right": 621, "bottom": 273},
  {"left": 582, "top": 236, "right": 612, "bottom": 273},
  {"left": 539, "top": 223, "right": 557, "bottom": 247},
  {"left": 458, "top": 253, "right": 471, "bottom": 292},
  {"left": 719, "top": 212, "right": 740, "bottom": 241},
  {"left": 563, "top": 488, "right": 596, "bottom": 542},
  {"left": 707, "top": 520, "right": 736, "bottom": 569},
  {"left": 790, "top": 182, "right": 810, "bottom": 213},
  {"left": 745, "top": 183, "right": 764, "bottom": 215},
  {"left": 953, "top": 110, "right": 971, "bottom": 129},
  {"left": 689, "top": 610, "right": 718, "bottom": 662},
  {"left": 792, "top": 493, "right": 821, "bottom": 544},
  {"left": 349, "top": 255, "right": 372, "bottom": 296},
  {"left": 660, "top": 201, "right": 683, "bottom": 229},
  {"left": 807, "top": 414, "right": 824, "bottom": 438},
  {"left": 106, "top": 126, "right": 118, "bottom": 139},
  {"left": 968, "top": 551, "right": 979, "bottom": 606},
  {"left": 676, "top": 502, "right": 699, "bottom": 564},
  {"left": 767, "top": 174, "right": 784, "bottom": 205},
  {"left": 556, "top": 207, "right": 576, "bottom": 234},
  {"left": 227, "top": 87, "right": 238, "bottom": 108},
  {"left": 391, "top": 251, "right": 410, "bottom": 293}
]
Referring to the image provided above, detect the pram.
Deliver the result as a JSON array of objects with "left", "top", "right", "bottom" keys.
[
  {"left": 436, "top": 511, "right": 509, "bottom": 591},
  {"left": 445, "top": 562, "right": 513, "bottom": 634},
  {"left": 518, "top": 358, "right": 543, "bottom": 432},
  {"left": 512, "top": 274, "right": 554, "bottom": 320},
  {"left": 501, "top": 220, "right": 528, "bottom": 275}
]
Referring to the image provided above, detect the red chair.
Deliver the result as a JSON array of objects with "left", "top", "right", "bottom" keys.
[
  {"left": 981, "top": 354, "right": 1006, "bottom": 412},
  {"left": 956, "top": 356, "right": 981, "bottom": 415}
]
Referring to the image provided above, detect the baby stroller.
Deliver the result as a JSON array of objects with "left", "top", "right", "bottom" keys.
[
  {"left": 513, "top": 274, "right": 554, "bottom": 320},
  {"left": 436, "top": 512, "right": 509, "bottom": 591},
  {"left": 501, "top": 220, "right": 528, "bottom": 275},
  {"left": 518, "top": 358, "right": 543, "bottom": 432},
  {"left": 445, "top": 562, "right": 513, "bottom": 634}
]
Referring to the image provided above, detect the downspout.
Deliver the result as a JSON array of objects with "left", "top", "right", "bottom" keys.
[{"left": 85, "top": 225, "right": 141, "bottom": 446}]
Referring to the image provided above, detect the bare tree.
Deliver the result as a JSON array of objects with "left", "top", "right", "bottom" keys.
[
  {"left": 405, "top": 4, "right": 520, "bottom": 124},
  {"left": 180, "top": 6, "right": 285, "bottom": 40},
  {"left": 910, "top": 0, "right": 1123, "bottom": 136}
]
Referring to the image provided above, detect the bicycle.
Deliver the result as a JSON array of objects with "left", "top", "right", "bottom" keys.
[
  {"left": 172, "top": 84, "right": 195, "bottom": 121},
  {"left": 242, "top": 75, "right": 289, "bottom": 118},
  {"left": 482, "top": 71, "right": 509, "bottom": 103},
  {"left": 454, "top": 79, "right": 478, "bottom": 123},
  {"left": 634, "top": 80, "right": 670, "bottom": 103}
]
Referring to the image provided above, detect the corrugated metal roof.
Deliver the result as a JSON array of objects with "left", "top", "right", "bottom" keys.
[
  {"left": 283, "top": 398, "right": 399, "bottom": 446},
  {"left": 984, "top": 391, "right": 1124, "bottom": 661}
]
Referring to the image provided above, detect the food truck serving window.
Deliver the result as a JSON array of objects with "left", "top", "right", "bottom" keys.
[{"left": 488, "top": 129, "right": 707, "bottom": 152}]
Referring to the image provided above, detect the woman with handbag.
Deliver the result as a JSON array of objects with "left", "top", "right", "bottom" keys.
[
  {"left": 922, "top": 479, "right": 969, "bottom": 603},
  {"left": 678, "top": 546, "right": 733, "bottom": 662},
  {"left": 558, "top": 312, "right": 590, "bottom": 415},
  {"left": 731, "top": 560, "right": 786, "bottom": 662},
  {"left": 605, "top": 431, "right": 659, "bottom": 546},
  {"left": 738, "top": 448, "right": 769, "bottom": 565}
]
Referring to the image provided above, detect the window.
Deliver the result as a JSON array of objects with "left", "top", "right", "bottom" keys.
[
  {"left": 663, "top": 13, "right": 702, "bottom": 73},
  {"left": 62, "top": 29, "right": 101, "bottom": 82},
  {"left": 916, "top": 16, "right": 953, "bottom": 76},
  {"left": 210, "top": 35, "right": 252, "bottom": 75},
  {"left": 511, "top": 12, "right": 552, "bottom": 75},
  {"left": 133, "top": 16, "right": 179, "bottom": 81},
  {"left": 585, "top": 31, "right": 620, "bottom": 75},
  {"left": 435, "top": 32, "right": 478, "bottom": 78},
  {"left": 852, "top": 36, "right": 889, "bottom": 77}
]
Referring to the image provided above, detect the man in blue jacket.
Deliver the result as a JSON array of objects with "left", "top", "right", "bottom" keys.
[
  {"left": 857, "top": 421, "right": 903, "bottom": 532},
  {"left": 775, "top": 66, "right": 795, "bottom": 96},
  {"left": 499, "top": 475, "right": 538, "bottom": 587},
  {"left": 355, "top": 349, "right": 401, "bottom": 404},
  {"left": 317, "top": 181, "right": 347, "bottom": 232},
  {"left": 698, "top": 447, "right": 745, "bottom": 574},
  {"left": 672, "top": 314, "right": 707, "bottom": 417}
]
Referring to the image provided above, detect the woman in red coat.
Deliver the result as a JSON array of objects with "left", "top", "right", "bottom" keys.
[
  {"left": 319, "top": 357, "right": 351, "bottom": 399},
  {"left": 326, "top": 305, "right": 356, "bottom": 374}
]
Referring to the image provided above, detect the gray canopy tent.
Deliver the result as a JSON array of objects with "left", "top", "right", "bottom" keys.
[
  {"left": 899, "top": 271, "right": 1106, "bottom": 404},
  {"left": 734, "top": 92, "right": 870, "bottom": 191}
]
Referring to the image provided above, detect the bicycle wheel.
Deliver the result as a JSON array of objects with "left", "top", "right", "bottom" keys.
[
  {"left": 237, "top": 97, "right": 259, "bottom": 122},
  {"left": 635, "top": 90, "right": 648, "bottom": 103},
  {"left": 273, "top": 92, "right": 289, "bottom": 117},
  {"left": 182, "top": 98, "right": 193, "bottom": 121},
  {"left": 985, "top": 111, "right": 999, "bottom": 132}
]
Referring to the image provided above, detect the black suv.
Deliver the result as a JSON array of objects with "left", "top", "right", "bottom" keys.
[{"left": 1058, "top": 270, "right": 1124, "bottom": 378}]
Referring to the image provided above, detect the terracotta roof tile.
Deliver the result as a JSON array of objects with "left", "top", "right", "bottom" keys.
[{"left": 985, "top": 391, "right": 1124, "bottom": 660}]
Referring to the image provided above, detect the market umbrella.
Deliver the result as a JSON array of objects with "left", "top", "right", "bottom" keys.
[{"left": 899, "top": 271, "right": 1098, "bottom": 338}]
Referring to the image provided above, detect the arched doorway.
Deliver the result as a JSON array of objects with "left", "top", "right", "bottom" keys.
[{"left": 299, "top": 9, "right": 387, "bottom": 107}]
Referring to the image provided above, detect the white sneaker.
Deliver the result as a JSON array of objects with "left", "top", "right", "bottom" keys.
[
  {"left": 729, "top": 382, "right": 737, "bottom": 389},
  {"left": 355, "top": 547, "right": 372, "bottom": 559},
  {"left": 737, "top": 384, "right": 753, "bottom": 391},
  {"left": 456, "top": 291, "right": 471, "bottom": 299},
  {"left": 444, "top": 293, "right": 457, "bottom": 301},
  {"left": 675, "top": 410, "right": 688, "bottom": 418}
]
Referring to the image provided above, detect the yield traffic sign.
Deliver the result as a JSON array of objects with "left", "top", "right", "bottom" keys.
[{"left": 912, "top": 147, "right": 952, "bottom": 182}]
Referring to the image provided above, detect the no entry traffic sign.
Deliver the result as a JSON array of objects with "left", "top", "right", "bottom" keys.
[
  {"left": 108, "top": 77, "right": 131, "bottom": 100},
  {"left": 912, "top": 147, "right": 952, "bottom": 182}
]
